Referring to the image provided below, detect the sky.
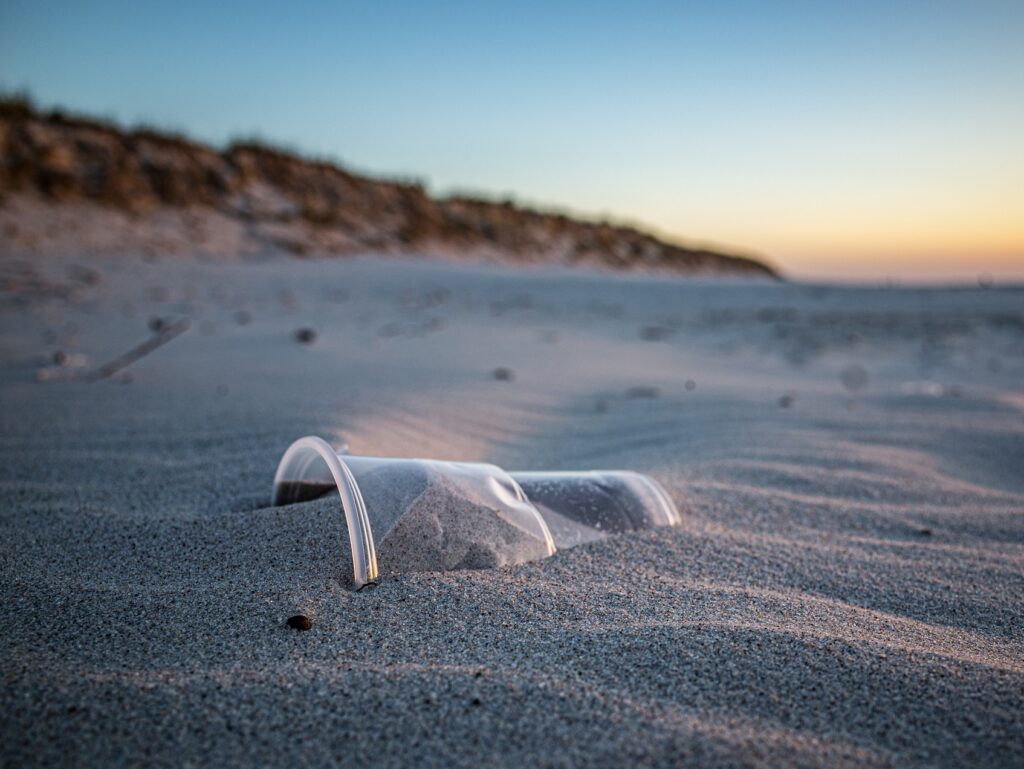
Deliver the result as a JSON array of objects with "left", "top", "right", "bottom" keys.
[{"left": 2, "top": 0, "right": 1023, "bottom": 282}]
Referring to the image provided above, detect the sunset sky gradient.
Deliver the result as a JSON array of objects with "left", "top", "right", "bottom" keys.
[{"left": 3, "top": 0, "right": 1022, "bottom": 281}]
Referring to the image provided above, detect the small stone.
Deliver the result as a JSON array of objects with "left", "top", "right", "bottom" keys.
[
  {"left": 294, "top": 328, "right": 318, "bottom": 345},
  {"left": 918, "top": 528, "right": 932, "bottom": 537},
  {"left": 53, "top": 350, "right": 69, "bottom": 366},
  {"left": 779, "top": 394, "right": 794, "bottom": 408},
  {"left": 684, "top": 379, "right": 696, "bottom": 392},
  {"left": 471, "top": 697, "right": 482, "bottom": 707},
  {"left": 233, "top": 310, "right": 252, "bottom": 326},
  {"left": 287, "top": 615, "right": 312, "bottom": 631},
  {"left": 148, "top": 316, "right": 166, "bottom": 333},
  {"left": 493, "top": 367, "right": 515, "bottom": 382}
]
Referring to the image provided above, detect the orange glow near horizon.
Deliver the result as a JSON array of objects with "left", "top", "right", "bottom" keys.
[{"left": 649, "top": 184, "right": 1024, "bottom": 282}]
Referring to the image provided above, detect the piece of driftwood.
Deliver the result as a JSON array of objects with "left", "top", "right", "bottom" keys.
[{"left": 85, "top": 319, "right": 190, "bottom": 382}]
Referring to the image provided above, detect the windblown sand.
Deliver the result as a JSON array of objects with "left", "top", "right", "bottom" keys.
[{"left": 1, "top": 253, "right": 1022, "bottom": 767}]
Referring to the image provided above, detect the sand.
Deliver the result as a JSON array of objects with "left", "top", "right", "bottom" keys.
[{"left": 1, "top": 252, "right": 1022, "bottom": 767}]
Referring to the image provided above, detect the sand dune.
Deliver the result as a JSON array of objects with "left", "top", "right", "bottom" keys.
[{"left": 1, "top": 253, "right": 1022, "bottom": 767}]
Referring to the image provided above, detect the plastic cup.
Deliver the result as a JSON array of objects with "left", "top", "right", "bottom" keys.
[
  {"left": 508, "top": 471, "right": 680, "bottom": 548},
  {"left": 272, "top": 436, "right": 680, "bottom": 588},
  {"left": 272, "top": 436, "right": 555, "bottom": 588}
]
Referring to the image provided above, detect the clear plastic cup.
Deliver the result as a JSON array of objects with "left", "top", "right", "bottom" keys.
[
  {"left": 272, "top": 436, "right": 555, "bottom": 588},
  {"left": 508, "top": 471, "right": 681, "bottom": 549},
  {"left": 272, "top": 436, "right": 680, "bottom": 588}
]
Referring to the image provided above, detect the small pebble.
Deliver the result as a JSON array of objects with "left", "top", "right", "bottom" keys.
[
  {"left": 294, "top": 328, "right": 318, "bottom": 345},
  {"left": 286, "top": 615, "right": 312, "bottom": 631},
  {"left": 779, "top": 394, "right": 794, "bottom": 408},
  {"left": 684, "top": 380, "right": 696, "bottom": 392},
  {"left": 918, "top": 528, "right": 933, "bottom": 537},
  {"left": 493, "top": 367, "right": 515, "bottom": 382},
  {"left": 148, "top": 316, "right": 167, "bottom": 333},
  {"left": 233, "top": 310, "right": 251, "bottom": 326}
]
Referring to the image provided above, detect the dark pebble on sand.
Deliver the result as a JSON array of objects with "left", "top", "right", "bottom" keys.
[
  {"left": 233, "top": 310, "right": 251, "bottom": 326},
  {"left": 493, "top": 367, "right": 515, "bottom": 381},
  {"left": 287, "top": 615, "right": 312, "bottom": 631},
  {"left": 294, "top": 328, "right": 318, "bottom": 345},
  {"left": 779, "top": 394, "right": 794, "bottom": 408},
  {"left": 148, "top": 316, "right": 167, "bottom": 333},
  {"left": 918, "top": 528, "right": 933, "bottom": 537},
  {"left": 685, "top": 379, "right": 696, "bottom": 391},
  {"left": 471, "top": 697, "right": 482, "bottom": 707},
  {"left": 53, "top": 350, "right": 69, "bottom": 366}
]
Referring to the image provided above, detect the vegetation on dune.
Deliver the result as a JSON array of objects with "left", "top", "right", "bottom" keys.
[{"left": 0, "top": 97, "right": 776, "bottom": 276}]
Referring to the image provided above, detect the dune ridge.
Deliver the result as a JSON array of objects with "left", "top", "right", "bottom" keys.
[{"left": 0, "top": 99, "right": 774, "bottom": 277}]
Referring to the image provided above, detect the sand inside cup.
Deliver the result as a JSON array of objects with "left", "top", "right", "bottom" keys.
[
  {"left": 276, "top": 463, "right": 553, "bottom": 581},
  {"left": 359, "top": 463, "right": 552, "bottom": 578}
]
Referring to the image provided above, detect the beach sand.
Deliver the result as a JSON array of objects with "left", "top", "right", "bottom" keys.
[{"left": 1, "top": 253, "right": 1022, "bottom": 767}]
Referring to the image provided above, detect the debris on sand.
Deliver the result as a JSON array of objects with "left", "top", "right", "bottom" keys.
[
  {"left": 293, "top": 328, "right": 318, "bottom": 345},
  {"left": 286, "top": 615, "right": 312, "bottom": 631},
  {"left": 493, "top": 367, "right": 515, "bottom": 382},
  {"left": 85, "top": 319, "right": 190, "bottom": 382}
]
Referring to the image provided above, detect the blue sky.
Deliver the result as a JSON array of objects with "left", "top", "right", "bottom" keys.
[{"left": 3, "top": 0, "right": 1023, "bottom": 280}]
